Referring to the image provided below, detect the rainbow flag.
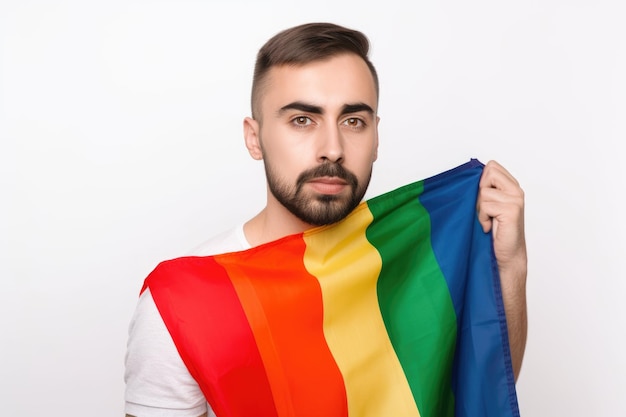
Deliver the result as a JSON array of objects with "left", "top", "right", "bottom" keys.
[{"left": 143, "top": 159, "right": 520, "bottom": 417}]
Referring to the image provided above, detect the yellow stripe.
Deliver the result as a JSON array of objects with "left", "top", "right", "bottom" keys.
[{"left": 303, "top": 204, "right": 421, "bottom": 417}]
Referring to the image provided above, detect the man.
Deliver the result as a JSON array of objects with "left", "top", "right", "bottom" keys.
[{"left": 125, "top": 22, "right": 527, "bottom": 417}]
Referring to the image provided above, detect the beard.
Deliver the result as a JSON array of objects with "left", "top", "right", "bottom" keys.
[{"left": 264, "top": 159, "right": 371, "bottom": 226}]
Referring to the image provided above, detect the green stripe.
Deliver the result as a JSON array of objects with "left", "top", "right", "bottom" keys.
[{"left": 365, "top": 181, "right": 457, "bottom": 417}]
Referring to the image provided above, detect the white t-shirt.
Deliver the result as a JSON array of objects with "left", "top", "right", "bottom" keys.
[{"left": 124, "top": 225, "right": 250, "bottom": 417}]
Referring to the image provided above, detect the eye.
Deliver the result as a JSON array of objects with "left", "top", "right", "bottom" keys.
[
  {"left": 343, "top": 117, "right": 365, "bottom": 129},
  {"left": 291, "top": 116, "right": 312, "bottom": 127}
]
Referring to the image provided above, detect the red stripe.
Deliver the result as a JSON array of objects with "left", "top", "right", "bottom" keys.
[
  {"left": 215, "top": 235, "right": 348, "bottom": 416},
  {"left": 145, "top": 257, "right": 278, "bottom": 417}
]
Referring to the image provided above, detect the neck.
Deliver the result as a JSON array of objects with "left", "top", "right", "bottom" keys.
[{"left": 243, "top": 198, "right": 315, "bottom": 247}]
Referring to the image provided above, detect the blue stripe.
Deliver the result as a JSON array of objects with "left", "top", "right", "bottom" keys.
[{"left": 419, "top": 159, "right": 520, "bottom": 417}]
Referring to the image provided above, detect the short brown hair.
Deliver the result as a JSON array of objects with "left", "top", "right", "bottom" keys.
[{"left": 251, "top": 22, "right": 379, "bottom": 119}]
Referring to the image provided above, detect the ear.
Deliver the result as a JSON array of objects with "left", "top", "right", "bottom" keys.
[
  {"left": 373, "top": 115, "right": 381, "bottom": 162},
  {"left": 243, "top": 117, "right": 263, "bottom": 160}
]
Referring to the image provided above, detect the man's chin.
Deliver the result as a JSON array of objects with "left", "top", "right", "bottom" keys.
[
  {"left": 298, "top": 199, "right": 358, "bottom": 226},
  {"left": 315, "top": 193, "right": 343, "bottom": 204}
]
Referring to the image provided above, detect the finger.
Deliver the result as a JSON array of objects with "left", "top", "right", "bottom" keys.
[
  {"left": 477, "top": 208, "right": 493, "bottom": 233},
  {"left": 479, "top": 160, "right": 520, "bottom": 192},
  {"left": 479, "top": 184, "right": 522, "bottom": 205},
  {"left": 476, "top": 182, "right": 524, "bottom": 234},
  {"left": 479, "top": 199, "right": 519, "bottom": 223}
]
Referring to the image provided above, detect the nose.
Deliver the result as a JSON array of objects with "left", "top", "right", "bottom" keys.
[{"left": 317, "top": 125, "right": 344, "bottom": 164}]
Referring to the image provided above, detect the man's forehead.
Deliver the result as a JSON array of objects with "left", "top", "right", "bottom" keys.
[{"left": 262, "top": 57, "right": 378, "bottom": 113}]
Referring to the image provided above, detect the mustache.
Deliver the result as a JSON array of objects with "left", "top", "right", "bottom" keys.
[{"left": 296, "top": 163, "right": 358, "bottom": 191}]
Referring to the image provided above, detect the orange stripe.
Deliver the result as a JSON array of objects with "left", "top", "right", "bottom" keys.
[{"left": 215, "top": 235, "right": 348, "bottom": 416}]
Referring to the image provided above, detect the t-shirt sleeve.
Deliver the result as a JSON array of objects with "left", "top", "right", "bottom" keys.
[
  {"left": 125, "top": 226, "right": 247, "bottom": 416},
  {"left": 124, "top": 289, "right": 211, "bottom": 417}
]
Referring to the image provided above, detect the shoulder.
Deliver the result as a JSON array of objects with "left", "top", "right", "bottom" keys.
[
  {"left": 140, "top": 225, "right": 251, "bottom": 298},
  {"left": 187, "top": 224, "right": 251, "bottom": 256},
  {"left": 142, "top": 225, "right": 249, "bottom": 290}
]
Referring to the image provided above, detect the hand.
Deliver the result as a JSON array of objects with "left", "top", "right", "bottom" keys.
[
  {"left": 477, "top": 160, "right": 528, "bottom": 380},
  {"left": 477, "top": 160, "right": 527, "bottom": 274}
]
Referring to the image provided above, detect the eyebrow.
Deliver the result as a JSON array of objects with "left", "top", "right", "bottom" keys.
[
  {"left": 278, "top": 101, "right": 323, "bottom": 115},
  {"left": 277, "top": 101, "right": 375, "bottom": 117},
  {"left": 341, "top": 103, "right": 375, "bottom": 116}
]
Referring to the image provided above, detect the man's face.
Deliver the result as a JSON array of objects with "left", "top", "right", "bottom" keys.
[{"left": 251, "top": 53, "right": 379, "bottom": 226}]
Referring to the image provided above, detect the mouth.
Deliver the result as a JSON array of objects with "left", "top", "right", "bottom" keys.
[{"left": 306, "top": 176, "right": 349, "bottom": 195}]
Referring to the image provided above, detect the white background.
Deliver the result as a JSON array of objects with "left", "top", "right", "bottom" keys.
[{"left": 1, "top": 0, "right": 624, "bottom": 415}]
